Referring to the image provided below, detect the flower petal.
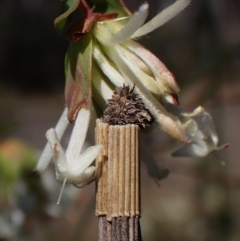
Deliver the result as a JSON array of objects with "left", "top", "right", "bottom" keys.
[
  {"left": 107, "top": 44, "right": 171, "bottom": 100},
  {"left": 69, "top": 145, "right": 103, "bottom": 177},
  {"left": 172, "top": 141, "right": 210, "bottom": 157},
  {"left": 45, "top": 128, "right": 68, "bottom": 178},
  {"left": 109, "top": 3, "right": 148, "bottom": 45},
  {"left": 65, "top": 103, "right": 91, "bottom": 163},
  {"left": 44, "top": 106, "right": 102, "bottom": 187},
  {"left": 172, "top": 109, "right": 228, "bottom": 157},
  {"left": 92, "top": 42, "right": 126, "bottom": 87},
  {"left": 72, "top": 166, "right": 95, "bottom": 187},
  {"left": 131, "top": 0, "right": 191, "bottom": 38},
  {"left": 124, "top": 40, "right": 179, "bottom": 98},
  {"left": 201, "top": 111, "right": 219, "bottom": 146},
  {"left": 92, "top": 61, "right": 114, "bottom": 106},
  {"left": 35, "top": 108, "right": 69, "bottom": 172}
]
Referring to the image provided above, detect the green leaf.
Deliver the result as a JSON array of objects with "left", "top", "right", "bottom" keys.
[
  {"left": 65, "top": 34, "right": 92, "bottom": 122},
  {"left": 105, "top": 0, "right": 130, "bottom": 16},
  {"left": 54, "top": 0, "right": 80, "bottom": 32}
]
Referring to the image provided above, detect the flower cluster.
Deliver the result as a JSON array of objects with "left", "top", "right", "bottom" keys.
[{"left": 35, "top": 0, "right": 227, "bottom": 202}]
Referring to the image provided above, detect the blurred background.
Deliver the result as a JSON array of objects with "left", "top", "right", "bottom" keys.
[{"left": 0, "top": 0, "right": 240, "bottom": 240}]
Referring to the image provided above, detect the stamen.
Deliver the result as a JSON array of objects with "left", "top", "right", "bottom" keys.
[{"left": 57, "top": 178, "right": 67, "bottom": 205}]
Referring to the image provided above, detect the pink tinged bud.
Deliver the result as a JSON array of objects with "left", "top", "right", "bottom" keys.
[
  {"left": 65, "top": 35, "right": 92, "bottom": 122},
  {"left": 94, "top": 22, "right": 179, "bottom": 105},
  {"left": 164, "top": 94, "right": 179, "bottom": 106},
  {"left": 124, "top": 40, "right": 180, "bottom": 104},
  {"left": 96, "top": 0, "right": 191, "bottom": 105},
  {"left": 97, "top": 43, "right": 179, "bottom": 107}
]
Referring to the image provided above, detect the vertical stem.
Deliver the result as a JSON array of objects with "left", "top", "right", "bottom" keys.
[
  {"left": 125, "top": 125, "right": 131, "bottom": 216},
  {"left": 107, "top": 125, "right": 113, "bottom": 220},
  {"left": 95, "top": 120, "right": 142, "bottom": 241},
  {"left": 95, "top": 119, "right": 108, "bottom": 216},
  {"left": 112, "top": 126, "right": 119, "bottom": 218},
  {"left": 135, "top": 127, "right": 140, "bottom": 215},
  {"left": 130, "top": 125, "right": 136, "bottom": 216},
  {"left": 119, "top": 127, "right": 125, "bottom": 216}
]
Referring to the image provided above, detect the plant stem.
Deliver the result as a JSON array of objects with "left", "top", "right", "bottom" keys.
[{"left": 95, "top": 119, "right": 142, "bottom": 241}]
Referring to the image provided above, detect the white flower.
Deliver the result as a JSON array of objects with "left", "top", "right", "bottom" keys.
[
  {"left": 36, "top": 103, "right": 102, "bottom": 204},
  {"left": 36, "top": 0, "right": 227, "bottom": 194},
  {"left": 36, "top": 0, "right": 192, "bottom": 191},
  {"left": 91, "top": 0, "right": 191, "bottom": 143},
  {"left": 172, "top": 107, "right": 229, "bottom": 158}
]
